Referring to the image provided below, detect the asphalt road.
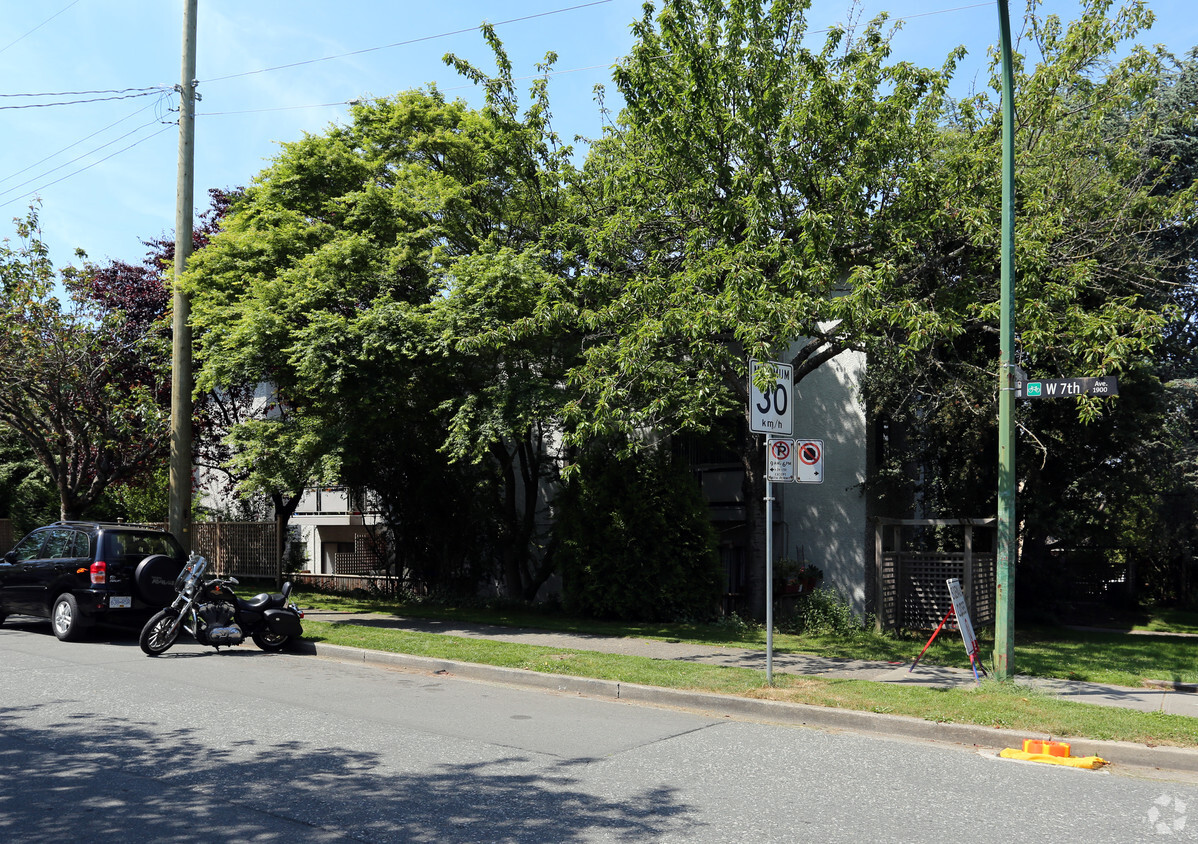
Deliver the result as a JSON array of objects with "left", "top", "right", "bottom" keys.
[{"left": 1, "top": 619, "right": 1196, "bottom": 843}]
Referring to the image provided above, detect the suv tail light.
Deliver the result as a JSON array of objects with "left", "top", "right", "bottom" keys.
[{"left": 90, "top": 561, "right": 107, "bottom": 585}]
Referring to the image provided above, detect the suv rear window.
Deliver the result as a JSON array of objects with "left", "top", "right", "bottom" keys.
[{"left": 99, "top": 531, "right": 182, "bottom": 560}]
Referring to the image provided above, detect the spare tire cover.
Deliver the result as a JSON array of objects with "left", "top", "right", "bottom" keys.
[{"left": 134, "top": 555, "right": 185, "bottom": 606}]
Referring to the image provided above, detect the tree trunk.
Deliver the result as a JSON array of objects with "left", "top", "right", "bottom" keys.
[
  {"left": 741, "top": 428, "right": 768, "bottom": 619},
  {"left": 270, "top": 489, "right": 303, "bottom": 589}
]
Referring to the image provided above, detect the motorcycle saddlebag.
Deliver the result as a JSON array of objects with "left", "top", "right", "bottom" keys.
[{"left": 263, "top": 608, "right": 303, "bottom": 637}]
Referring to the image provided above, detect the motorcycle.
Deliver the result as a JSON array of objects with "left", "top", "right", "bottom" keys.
[{"left": 139, "top": 551, "right": 304, "bottom": 656}]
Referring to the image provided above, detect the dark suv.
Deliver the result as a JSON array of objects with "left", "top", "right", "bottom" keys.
[{"left": 0, "top": 522, "right": 186, "bottom": 641}]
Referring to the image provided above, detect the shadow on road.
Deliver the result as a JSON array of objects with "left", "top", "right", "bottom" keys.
[{"left": 0, "top": 703, "right": 699, "bottom": 842}]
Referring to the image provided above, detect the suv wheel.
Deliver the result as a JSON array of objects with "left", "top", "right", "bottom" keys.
[{"left": 51, "top": 594, "right": 87, "bottom": 642}]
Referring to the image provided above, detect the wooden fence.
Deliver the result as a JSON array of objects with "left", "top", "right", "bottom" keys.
[
  {"left": 117, "top": 521, "right": 281, "bottom": 579},
  {"left": 0, "top": 519, "right": 391, "bottom": 586},
  {"left": 874, "top": 518, "right": 996, "bottom": 631},
  {"left": 193, "top": 521, "right": 280, "bottom": 579}
]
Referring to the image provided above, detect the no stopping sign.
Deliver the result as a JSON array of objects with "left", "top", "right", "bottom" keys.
[{"left": 796, "top": 439, "right": 823, "bottom": 483}]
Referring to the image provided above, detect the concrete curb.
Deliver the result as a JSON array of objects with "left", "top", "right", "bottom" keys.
[
  {"left": 1143, "top": 679, "right": 1198, "bottom": 694},
  {"left": 298, "top": 641, "right": 1198, "bottom": 775}
]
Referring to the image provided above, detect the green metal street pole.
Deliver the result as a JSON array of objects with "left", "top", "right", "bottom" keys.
[{"left": 995, "top": 0, "right": 1017, "bottom": 681}]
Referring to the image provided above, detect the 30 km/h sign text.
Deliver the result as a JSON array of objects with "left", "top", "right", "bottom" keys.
[{"left": 749, "top": 360, "right": 794, "bottom": 436}]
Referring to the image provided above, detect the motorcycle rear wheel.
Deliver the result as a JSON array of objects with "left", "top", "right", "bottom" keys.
[
  {"left": 252, "top": 629, "right": 290, "bottom": 652},
  {"left": 140, "top": 609, "right": 181, "bottom": 656}
]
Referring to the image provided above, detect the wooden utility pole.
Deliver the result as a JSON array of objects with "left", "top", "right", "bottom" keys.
[{"left": 169, "top": 0, "right": 198, "bottom": 548}]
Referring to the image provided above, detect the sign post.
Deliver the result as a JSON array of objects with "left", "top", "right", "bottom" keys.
[{"left": 750, "top": 360, "right": 794, "bottom": 685}]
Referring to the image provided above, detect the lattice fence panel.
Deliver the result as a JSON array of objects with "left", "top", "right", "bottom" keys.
[
  {"left": 877, "top": 552, "right": 900, "bottom": 630},
  {"left": 335, "top": 532, "right": 388, "bottom": 575},
  {"left": 900, "top": 553, "right": 963, "bottom": 629},
  {"left": 898, "top": 552, "right": 995, "bottom": 629},
  {"left": 970, "top": 554, "right": 996, "bottom": 626},
  {"left": 193, "top": 521, "right": 278, "bottom": 578}
]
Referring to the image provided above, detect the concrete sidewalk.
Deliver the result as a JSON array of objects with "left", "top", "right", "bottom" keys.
[{"left": 301, "top": 609, "right": 1198, "bottom": 718}]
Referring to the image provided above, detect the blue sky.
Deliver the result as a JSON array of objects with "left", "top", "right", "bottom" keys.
[{"left": 2, "top": 0, "right": 1196, "bottom": 269}]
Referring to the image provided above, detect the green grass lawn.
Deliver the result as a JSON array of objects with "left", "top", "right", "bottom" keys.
[
  {"left": 286, "top": 586, "right": 1197, "bottom": 686},
  {"left": 284, "top": 587, "right": 1198, "bottom": 748}
]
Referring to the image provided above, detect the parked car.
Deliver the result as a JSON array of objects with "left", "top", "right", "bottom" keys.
[{"left": 0, "top": 521, "right": 186, "bottom": 641}]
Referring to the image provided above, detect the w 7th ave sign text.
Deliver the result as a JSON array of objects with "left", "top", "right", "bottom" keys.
[{"left": 1018, "top": 376, "right": 1119, "bottom": 399}]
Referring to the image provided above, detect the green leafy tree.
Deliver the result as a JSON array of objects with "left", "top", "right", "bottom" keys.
[
  {"left": 557, "top": 444, "right": 722, "bottom": 621},
  {"left": 0, "top": 208, "right": 169, "bottom": 521},
  {"left": 863, "top": 1, "right": 1198, "bottom": 606},
  {"left": 534, "top": 0, "right": 963, "bottom": 616},
  {"left": 0, "top": 426, "right": 57, "bottom": 532},
  {"left": 185, "top": 32, "right": 576, "bottom": 597}
]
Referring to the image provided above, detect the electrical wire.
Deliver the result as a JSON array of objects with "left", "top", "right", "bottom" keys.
[
  {"left": 0, "top": 99, "right": 162, "bottom": 187},
  {"left": 0, "top": 116, "right": 169, "bottom": 201},
  {"left": 0, "top": 0, "right": 82, "bottom": 56},
  {"left": 0, "top": 86, "right": 168, "bottom": 99},
  {"left": 0, "top": 123, "right": 174, "bottom": 212},
  {"left": 200, "top": 101, "right": 354, "bottom": 117},
  {"left": 200, "top": 0, "right": 614, "bottom": 84},
  {"left": 0, "top": 1, "right": 995, "bottom": 206},
  {"left": 0, "top": 89, "right": 167, "bottom": 110},
  {"left": 198, "top": 1, "right": 996, "bottom": 117}
]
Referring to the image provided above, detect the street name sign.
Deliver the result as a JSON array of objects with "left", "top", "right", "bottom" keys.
[
  {"left": 749, "top": 359, "right": 793, "bottom": 435},
  {"left": 1018, "top": 376, "right": 1118, "bottom": 399}
]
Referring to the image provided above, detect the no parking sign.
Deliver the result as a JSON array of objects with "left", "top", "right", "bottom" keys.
[{"left": 766, "top": 437, "right": 794, "bottom": 482}]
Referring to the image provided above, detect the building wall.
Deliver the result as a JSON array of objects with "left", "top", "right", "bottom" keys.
[{"left": 776, "top": 348, "right": 869, "bottom": 617}]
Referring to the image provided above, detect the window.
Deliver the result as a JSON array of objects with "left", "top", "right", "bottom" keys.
[
  {"left": 10, "top": 533, "right": 46, "bottom": 562},
  {"left": 102, "top": 532, "right": 179, "bottom": 560},
  {"left": 43, "top": 529, "right": 88, "bottom": 560}
]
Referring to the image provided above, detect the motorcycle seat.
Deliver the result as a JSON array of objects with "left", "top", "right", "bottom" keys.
[
  {"left": 239, "top": 582, "right": 293, "bottom": 611},
  {"left": 241, "top": 592, "right": 283, "bottom": 610}
]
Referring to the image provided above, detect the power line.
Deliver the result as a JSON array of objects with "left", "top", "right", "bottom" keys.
[
  {"left": 198, "top": 1, "right": 991, "bottom": 113},
  {"left": 0, "top": 98, "right": 165, "bottom": 187},
  {"left": 0, "top": 124, "right": 174, "bottom": 212},
  {"left": 0, "top": 86, "right": 168, "bottom": 98},
  {"left": 196, "top": 2, "right": 996, "bottom": 118},
  {"left": 0, "top": 89, "right": 168, "bottom": 110},
  {"left": 200, "top": 0, "right": 614, "bottom": 84},
  {"left": 0, "top": 116, "right": 168, "bottom": 201},
  {"left": 0, "top": 1, "right": 995, "bottom": 209},
  {"left": 0, "top": 0, "right": 82, "bottom": 56},
  {"left": 201, "top": 101, "right": 353, "bottom": 117}
]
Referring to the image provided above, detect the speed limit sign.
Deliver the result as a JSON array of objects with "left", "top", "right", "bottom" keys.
[{"left": 749, "top": 360, "right": 793, "bottom": 436}]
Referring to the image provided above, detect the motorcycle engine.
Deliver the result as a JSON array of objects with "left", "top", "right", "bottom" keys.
[{"left": 197, "top": 602, "right": 243, "bottom": 645}]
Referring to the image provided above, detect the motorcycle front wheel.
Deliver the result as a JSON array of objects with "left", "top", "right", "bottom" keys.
[
  {"left": 252, "top": 629, "right": 290, "bottom": 652},
  {"left": 140, "top": 609, "right": 181, "bottom": 656}
]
